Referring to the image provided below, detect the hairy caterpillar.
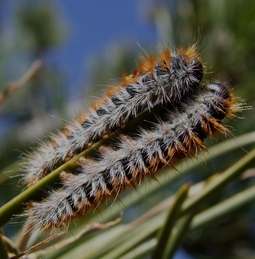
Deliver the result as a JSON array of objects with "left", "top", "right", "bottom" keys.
[
  {"left": 25, "top": 82, "right": 241, "bottom": 231},
  {"left": 23, "top": 45, "right": 203, "bottom": 186}
]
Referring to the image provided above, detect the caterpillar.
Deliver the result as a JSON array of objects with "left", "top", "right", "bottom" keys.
[
  {"left": 23, "top": 45, "right": 203, "bottom": 186},
  {"left": 25, "top": 82, "right": 241, "bottom": 231}
]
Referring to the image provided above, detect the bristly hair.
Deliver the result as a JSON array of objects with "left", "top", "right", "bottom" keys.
[
  {"left": 24, "top": 82, "right": 242, "bottom": 232},
  {"left": 23, "top": 45, "right": 204, "bottom": 186}
]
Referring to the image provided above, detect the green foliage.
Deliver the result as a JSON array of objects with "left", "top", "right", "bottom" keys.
[{"left": 16, "top": 0, "right": 65, "bottom": 53}]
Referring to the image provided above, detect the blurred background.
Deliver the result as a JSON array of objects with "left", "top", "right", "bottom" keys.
[{"left": 0, "top": 0, "right": 254, "bottom": 258}]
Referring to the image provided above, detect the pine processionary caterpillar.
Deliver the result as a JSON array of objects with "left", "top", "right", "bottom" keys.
[
  {"left": 23, "top": 45, "right": 204, "bottom": 186},
  {"left": 25, "top": 82, "right": 241, "bottom": 231}
]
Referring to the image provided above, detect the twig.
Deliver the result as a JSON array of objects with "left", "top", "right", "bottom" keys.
[
  {"left": 21, "top": 216, "right": 122, "bottom": 259},
  {"left": 0, "top": 60, "right": 42, "bottom": 105}
]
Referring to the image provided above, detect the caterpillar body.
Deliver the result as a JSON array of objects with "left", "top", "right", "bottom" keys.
[
  {"left": 23, "top": 46, "right": 203, "bottom": 186},
  {"left": 25, "top": 82, "right": 240, "bottom": 231}
]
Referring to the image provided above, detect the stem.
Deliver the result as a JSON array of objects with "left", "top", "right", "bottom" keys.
[
  {"left": 0, "top": 60, "right": 42, "bottom": 105},
  {"left": 163, "top": 212, "right": 194, "bottom": 259},
  {"left": 119, "top": 239, "right": 156, "bottom": 259},
  {"left": 151, "top": 184, "right": 190, "bottom": 259}
]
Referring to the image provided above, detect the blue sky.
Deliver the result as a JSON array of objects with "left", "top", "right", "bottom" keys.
[{"left": 48, "top": 0, "right": 158, "bottom": 97}]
